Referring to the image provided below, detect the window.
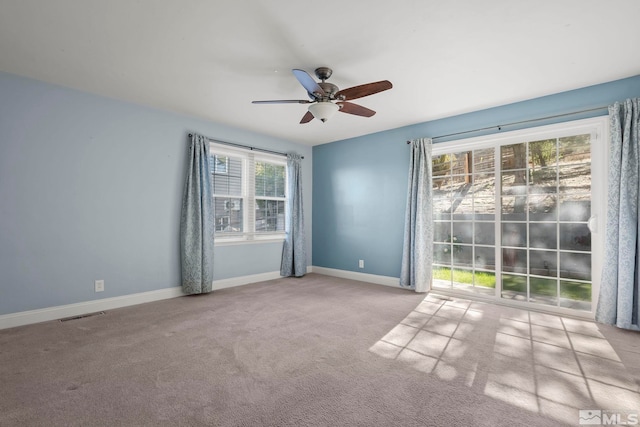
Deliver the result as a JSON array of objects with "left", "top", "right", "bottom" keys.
[
  {"left": 254, "top": 161, "right": 286, "bottom": 233},
  {"left": 210, "top": 143, "right": 287, "bottom": 242},
  {"left": 431, "top": 117, "right": 607, "bottom": 314}
]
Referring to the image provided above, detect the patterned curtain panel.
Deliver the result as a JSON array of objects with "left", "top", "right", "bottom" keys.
[
  {"left": 596, "top": 98, "right": 640, "bottom": 330},
  {"left": 400, "top": 138, "right": 433, "bottom": 292},
  {"left": 179, "top": 134, "right": 214, "bottom": 294},
  {"left": 280, "top": 153, "right": 307, "bottom": 277}
]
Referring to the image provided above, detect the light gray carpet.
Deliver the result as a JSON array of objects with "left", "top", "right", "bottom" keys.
[{"left": 1, "top": 273, "right": 639, "bottom": 426}]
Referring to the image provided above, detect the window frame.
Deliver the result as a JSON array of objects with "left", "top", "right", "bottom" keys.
[
  {"left": 209, "top": 142, "right": 288, "bottom": 245},
  {"left": 430, "top": 116, "right": 608, "bottom": 318}
]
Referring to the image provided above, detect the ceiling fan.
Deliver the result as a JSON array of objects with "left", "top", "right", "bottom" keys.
[{"left": 252, "top": 67, "right": 392, "bottom": 124}]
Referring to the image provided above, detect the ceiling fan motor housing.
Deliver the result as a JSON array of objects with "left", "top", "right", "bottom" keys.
[{"left": 319, "top": 82, "right": 339, "bottom": 99}]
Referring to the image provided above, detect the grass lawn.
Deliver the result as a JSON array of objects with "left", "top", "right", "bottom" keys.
[
  {"left": 433, "top": 267, "right": 496, "bottom": 288},
  {"left": 433, "top": 267, "right": 591, "bottom": 301}
]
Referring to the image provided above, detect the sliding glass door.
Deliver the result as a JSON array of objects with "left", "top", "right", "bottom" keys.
[
  {"left": 431, "top": 118, "right": 606, "bottom": 314},
  {"left": 433, "top": 149, "right": 497, "bottom": 296}
]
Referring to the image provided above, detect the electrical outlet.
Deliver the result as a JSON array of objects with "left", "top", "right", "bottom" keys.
[
  {"left": 95, "top": 280, "right": 104, "bottom": 292},
  {"left": 358, "top": 259, "right": 364, "bottom": 269}
]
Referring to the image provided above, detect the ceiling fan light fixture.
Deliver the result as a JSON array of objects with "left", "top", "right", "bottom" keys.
[{"left": 308, "top": 102, "right": 339, "bottom": 122}]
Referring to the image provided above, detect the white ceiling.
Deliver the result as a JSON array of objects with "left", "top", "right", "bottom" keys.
[{"left": 1, "top": 0, "right": 639, "bottom": 146}]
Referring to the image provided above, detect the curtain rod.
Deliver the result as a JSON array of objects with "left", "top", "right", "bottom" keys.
[
  {"left": 406, "top": 105, "right": 609, "bottom": 144},
  {"left": 188, "top": 133, "right": 303, "bottom": 159}
]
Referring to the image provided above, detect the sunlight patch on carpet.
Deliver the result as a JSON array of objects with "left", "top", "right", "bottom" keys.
[{"left": 369, "top": 294, "right": 640, "bottom": 426}]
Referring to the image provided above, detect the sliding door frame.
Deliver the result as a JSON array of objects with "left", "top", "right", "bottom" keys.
[{"left": 430, "top": 116, "right": 608, "bottom": 319}]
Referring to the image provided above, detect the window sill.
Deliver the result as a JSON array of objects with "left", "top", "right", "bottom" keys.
[{"left": 214, "top": 237, "right": 285, "bottom": 247}]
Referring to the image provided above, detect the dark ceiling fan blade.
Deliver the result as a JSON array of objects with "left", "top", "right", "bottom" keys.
[
  {"left": 300, "top": 111, "right": 314, "bottom": 124},
  {"left": 337, "top": 101, "right": 376, "bottom": 117},
  {"left": 252, "top": 100, "right": 312, "bottom": 104},
  {"left": 335, "top": 80, "right": 392, "bottom": 101},
  {"left": 292, "top": 69, "right": 325, "bottom": 98}
]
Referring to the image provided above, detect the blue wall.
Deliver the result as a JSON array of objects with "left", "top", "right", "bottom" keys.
[
  {"left": 312, "top": 74, "right": 640, "bottom": 278},
  {"left": 4, "top": 70, "right": 640, "bottom": 315},
  {"left": 0, "top": 71, "right": 312, "bottom": 315}
]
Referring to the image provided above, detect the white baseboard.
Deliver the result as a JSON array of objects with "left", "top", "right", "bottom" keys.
[
  {"left": 0, "top": 269, "right": 304, "bottom": 330},
  {"left": 0, "top": 286, "right": 185, "bottom": 330},
  {"left": 311, "top": 266, "right": 401, "bottom": 288},
  {"left": 211, "top": 270, "right": 282, "bottom": 291}
]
